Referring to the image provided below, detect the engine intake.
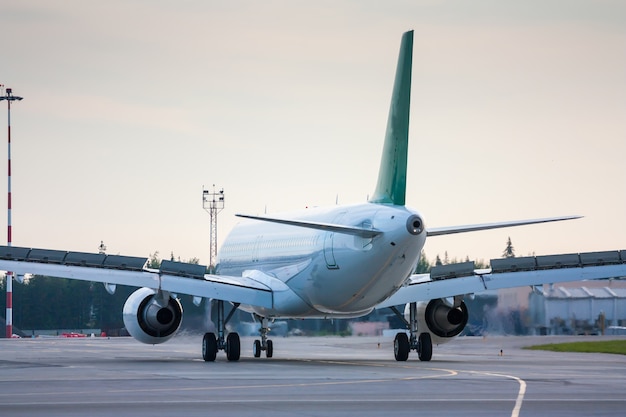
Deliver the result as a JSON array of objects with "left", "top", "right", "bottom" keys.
[{"left": 123, "top": 287, "right": 183, "bottom": 344}]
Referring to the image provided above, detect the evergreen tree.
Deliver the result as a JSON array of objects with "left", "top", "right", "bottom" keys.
[
  {"left": 415, "top": 250, "right": 430, "bottom": 273},
  {"left": 502, "top": 237, "right": 515, "bottom": 258},
  {"left": 475, "top": 259, "right": 489, "bottom": 269},
  {"left": 147, "top": 251, "right": 161, "bottom": 268}
]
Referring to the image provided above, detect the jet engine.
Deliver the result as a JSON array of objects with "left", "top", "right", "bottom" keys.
[
  {"left": 406, "top": 298, "right": 468, "bottom": 345},
  {"left": 123, "top": 287, "right": 183, "bottom": 344}
]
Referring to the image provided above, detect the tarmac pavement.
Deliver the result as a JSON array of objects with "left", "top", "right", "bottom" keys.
[{"left": 1, "top": 334, "right": 625, "bottom": 416}]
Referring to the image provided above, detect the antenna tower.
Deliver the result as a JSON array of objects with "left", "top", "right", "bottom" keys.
[
  {"left": 1, "top": 86, "right": 23, "bottom": 338},
  {"left": 202, "top": 185, "right": 224, "bottom": 273}
]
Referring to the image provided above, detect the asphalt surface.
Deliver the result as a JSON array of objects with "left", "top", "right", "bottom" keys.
[{"left": 1, "top": 334, "right": 625, "bottom": 416}]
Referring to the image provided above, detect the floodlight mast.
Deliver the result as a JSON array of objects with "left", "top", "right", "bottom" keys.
[
  {"left": 0, "top": 86, "right": 23, "bottom": 338},
  {"left": 202, "top": 185, "right": 224, "bottom": 274}
]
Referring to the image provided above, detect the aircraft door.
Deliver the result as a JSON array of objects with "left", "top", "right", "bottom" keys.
[
  {"left": 324, "top": 232, "right": 338, "bottom": 269},
  {"left": 324, "top": 212, "right": 345, "bottom": 269}
]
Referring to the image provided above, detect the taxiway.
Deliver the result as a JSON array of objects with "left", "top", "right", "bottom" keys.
[{"left": 1, "top": 335, "right": 625, "bottom": 416}]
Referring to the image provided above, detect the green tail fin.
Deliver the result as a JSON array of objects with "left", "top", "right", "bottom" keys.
[{"left": 369, "top": 30, "right": 413, "bottom": 206}]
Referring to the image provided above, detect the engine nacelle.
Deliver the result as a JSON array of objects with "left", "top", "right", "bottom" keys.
[
  {"left": 405, "top": 298, "right": 468, "bottom": 345},
  {"left": 123, "top": 287, "right": 183, "bottom": 344}
]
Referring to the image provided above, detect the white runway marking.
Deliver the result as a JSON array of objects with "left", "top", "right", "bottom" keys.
[{"left": 467, "top": 370, "right": 526, "bottom": 417}]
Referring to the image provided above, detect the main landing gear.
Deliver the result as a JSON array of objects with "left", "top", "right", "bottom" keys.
[
  {"left": 202, "top": 300, "right": 241, "bottom": 362},
  {"left": 252, "top": 315, "right": 273, "bottom": 358},
  {"left": 390, "top": 302, "right": 433, "bottom": 362}
]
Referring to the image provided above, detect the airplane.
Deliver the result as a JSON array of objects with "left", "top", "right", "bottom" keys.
[{"left": 1, "top": 30, "right": 625, "bottom": 362}]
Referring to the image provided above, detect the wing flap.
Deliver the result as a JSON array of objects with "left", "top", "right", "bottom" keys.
[{"left": 160, "top": 274, "right": 272, "bottom": 308}]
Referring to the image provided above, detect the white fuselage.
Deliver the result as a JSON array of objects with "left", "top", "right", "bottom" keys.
[{"left": 216, "top": 203, "right": 426, "bottom": 319}]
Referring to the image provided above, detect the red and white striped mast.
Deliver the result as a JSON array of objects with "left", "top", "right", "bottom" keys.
[{"left": 1, "top": 86, "right": 23, "bottom": 338}]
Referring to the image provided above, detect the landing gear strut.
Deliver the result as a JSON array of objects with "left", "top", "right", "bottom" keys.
[
  {"left": 252, "top": 315, "right": 273, "bottom": 358},
  {"left": 390, "top": 302, "right": 432, "bottom": 362},
  {"left": 202, "top": 300, "right": 241, "bottom": 362}
]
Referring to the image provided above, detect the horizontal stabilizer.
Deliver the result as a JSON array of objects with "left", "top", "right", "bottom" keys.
[
  {"left": 235, "top": 214, "right": 382, "bottom": 238},
  {"left": 426, "top": 215, "right": 582, "bottom": 237}
]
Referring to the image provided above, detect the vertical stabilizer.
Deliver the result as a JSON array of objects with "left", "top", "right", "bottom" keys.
[{"left": 369, "top": 30, "right": 413, "bottom": 206}]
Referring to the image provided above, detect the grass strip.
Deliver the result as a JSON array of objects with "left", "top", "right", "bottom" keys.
[{"left": 525, "top": 340, "right": 626, "bottom": 355}]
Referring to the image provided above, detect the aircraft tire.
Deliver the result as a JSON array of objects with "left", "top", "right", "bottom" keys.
[
  {"left": 253, "top": 340, "right": 262, "bottom": 358},
  {"left": 418, "top": 332, "right": 432, "bottom": 362},
  {"left": 394, "top": 332, "right": 410, "bottom": 361},
  {"left": 202, "top": 332, "right": 217, "bottom": 362},
  {"left": 226, "top": 332, "right": 241, "bottom": 361},
  {"left": 266, "top": 339, "right": 273, "bottom": 358}
]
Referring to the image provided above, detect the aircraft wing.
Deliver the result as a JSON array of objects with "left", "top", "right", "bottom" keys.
[
  {"left": 377, "top": 250, "right": 626, "bottom": 308},
  {"left": 0, "top": 246, "right": 273, "bottom": 308}
]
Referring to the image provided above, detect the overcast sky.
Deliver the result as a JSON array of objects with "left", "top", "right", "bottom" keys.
[{"left": 1, "top": 1, "right": 625, "bottom": 266}]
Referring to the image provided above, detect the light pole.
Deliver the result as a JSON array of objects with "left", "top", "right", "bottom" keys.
[
  {"left": 202, "top": 185, "right": 224, "bottom": 273},
  {"left": 1, "top": 87, "right": 23, "bottom": 338}
]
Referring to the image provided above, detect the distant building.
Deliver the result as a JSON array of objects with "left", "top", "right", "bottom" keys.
[
  {"left": 528, "top": 284, "right": 626, "bottom": 335},
  {"left": 469, "top": 279, "right": 626, "bottom": 336}
]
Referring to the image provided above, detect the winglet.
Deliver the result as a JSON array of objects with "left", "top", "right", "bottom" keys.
[{"left": 369, "top": 30, "right": 413, "bottom": 206}]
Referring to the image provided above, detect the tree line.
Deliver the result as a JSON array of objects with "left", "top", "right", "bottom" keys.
[{"left": 416, "top": 236, "right": 516, "bottom": 273}]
